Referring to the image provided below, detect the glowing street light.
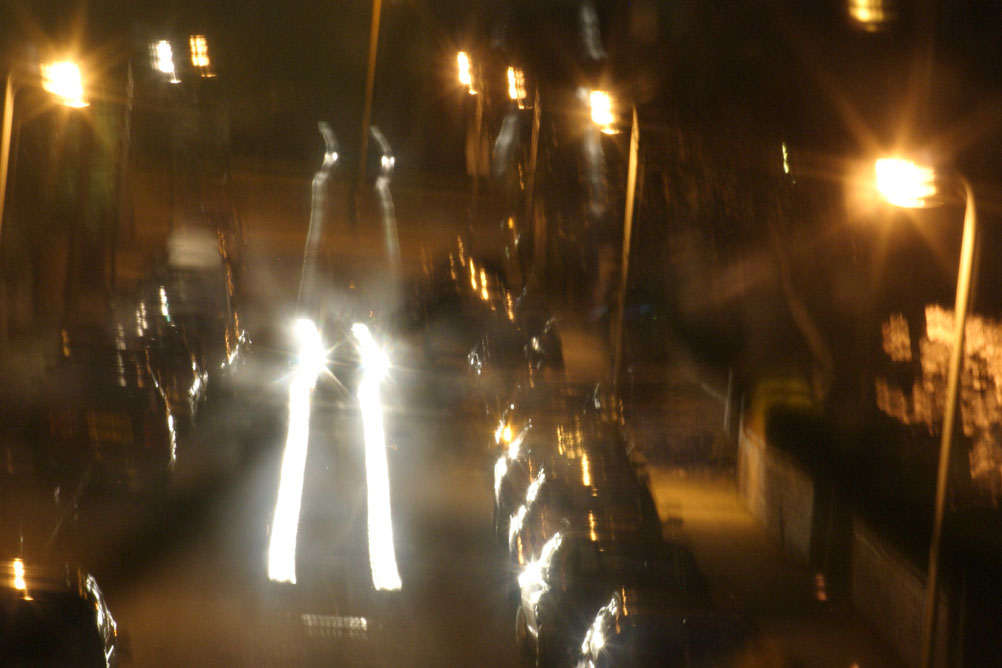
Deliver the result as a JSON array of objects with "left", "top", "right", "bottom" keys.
[
  {"left": 39, "top": 61, "right": 88, "bottom": 108},
  {"left": 873, "top": 156, "right": 975, "bottom": 668},
  {"left": 589, "top": 90, "right": 617, "bottom": 135},
  {"left": 457, "top": 51, "right": 474, "bottom": 93},
  {"left": 875, "top": 157, "right": 936, "bottom": 208},
  {"left": 2, "top": 58, "right": 88, "bottom": 280},
  {"left": 507, "top": 66, "right": 526, "bottom": 107}
]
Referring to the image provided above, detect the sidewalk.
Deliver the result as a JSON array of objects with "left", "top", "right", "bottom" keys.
[{"left": 650, "top": 469, "right": 906, "bottom": 668}]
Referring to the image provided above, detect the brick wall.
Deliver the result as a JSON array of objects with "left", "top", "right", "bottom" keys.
[
  {"left": 737, "top": 426, "right": 815, "bottom": 562},
  {"left": 851, "top": 519, "right": 950, "bottom": 668}
]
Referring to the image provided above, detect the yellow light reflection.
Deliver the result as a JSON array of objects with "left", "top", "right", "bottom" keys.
[
  {"left": 588, "top": 510, "right": 598, "bottom": 541},
  {"left": 589, "top": 90, "right": 618, "bottom": 134},
  {"left": 470, "top": 259, "right": 478, "bottom": 291},
  {"left": 190, "top": 35, "right": 210, "bottom": 68},
  {"left": 503, "top": 425, "right": 513, "bottom": 444},
  {"left": 40, "top": 61, "right": 88, "bottom": 108},
  {"left": 352, "top": 323, "right": 403, "bottom": 592},
  {"left": 457, "top": 51, "right": 477, "bottom": 94},
  {"left": 507, "top": 66, "right": 527, "bottom": 106},
  {"left": 875, "top": 157, "right": 936, "bottom": 209},
  {"left": 267, "top": 318, "right": 325, "bottom": 584},
  {"left": 480, "top": 269, "right": 489, "bottom": 301},
  {"left": 849, "top": 0, "right": 889, "bottom": 29},
  {"left": 581, "top": 452, "right": 592, "bottom": 487},
  {"left": 12, "top": 558, "right": 26, "bottom": 590},
  {"left": 457, "top": 51, "right": 472, "bottom": 86}
]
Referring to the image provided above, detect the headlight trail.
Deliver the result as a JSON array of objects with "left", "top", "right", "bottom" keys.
[
  {"left": 268, "top": 318, "right": 325, "bottom": 584},
  {"left": 352, "top": 322, "right": 403, "bottom": 592}
]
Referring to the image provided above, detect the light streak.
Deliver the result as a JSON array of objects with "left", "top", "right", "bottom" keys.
[
  {"left": 352, "top": 323, "right": 403, "bottom": 591},
  {"left": 267, "top": 319, "right": 325, "bottom": 584},
  {"left": 12, "top": 558, "right": 25, "bottom": 591}
]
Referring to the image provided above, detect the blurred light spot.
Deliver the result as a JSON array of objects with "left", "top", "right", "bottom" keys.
[
  {"left": 589, "top": 90, "right": 617, "bottom": 134},
  {"left": 882, "top": 313, "right": 911, "bottom": 362},
  {"left": 507, "top": 66, "right": 527, "bottom": 106},
  {"left": 189, "top": 35, "right": 210, "bottom": 68},
  {"left": 494, "top": 455, "right": 509, "bottom": 500},
  {"left": 848, "top": 0, "right": 893, "bottom": 31},
  {"left": 352, "top": 323, "right": 402, "bottom": 591},
  {"left": 301, "top": 614, "right": 368, "bottom": 639},
  {"left": 875, "top": 306, "right": 1002, "bottom": 501},
  {"left": 875, "top": 158, "right": 936, "bottom": 209},
  {"left": 588, "top": 510, "right": 598, "bottom": 541},
  {"left": 40, "top": 61, "right": 88, "bottom": 107},
  {"left": 457, "top": 51, "right": 476, "bottom": 94},
  {"left": 150, "top": 40, "right": 180, "bottom": 83},
  {"left": 581, "top": 452, "right": 592, "bottom": 487},
  {"left": 579, "top": 2, "right": 607, "bottom": 61},
  {"left": 268, "top": 319, "right": 325, "bottom": 584},
  {"left": 815, "top": 572, "right": 828, "bottom": 601},
  {"left": 782, "top": 142, "right": 791, "bottom": 175},
  {"left": 12, "top": 558, "right": 25, "bottom": 591}
]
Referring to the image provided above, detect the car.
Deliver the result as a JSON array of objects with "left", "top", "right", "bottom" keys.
[
  {"left": 29, "top": 323, "right": 178, "bottom": 493},
  {"left": 516, "top": 532, "right": 705, "bottom": 668},
  {"left": 0, "top": 558, "right": 131, "bottom": 667},
  {"left": 133, "top": 280, "right": 208, "bottom": 439},
  {"left": 576, "top": 585, "right": 753, "bottom": 668}
]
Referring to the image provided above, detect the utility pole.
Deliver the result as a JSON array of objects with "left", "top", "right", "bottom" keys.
[{"left": 356, "top": 0, "right": 383, "bottom": 226}]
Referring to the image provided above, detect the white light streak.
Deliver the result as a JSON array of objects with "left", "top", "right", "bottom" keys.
[
  {"left": 150, "top": 40, "right": 180, "bottom": 83},
  {"left": 268, "top": 318, "right": 326, "bottom": 584},
  {"left": 352, "top": 323, "right": 403, "bottom": 591}
]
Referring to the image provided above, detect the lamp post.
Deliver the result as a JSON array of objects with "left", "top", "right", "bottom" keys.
[
  {"left": 874, "top": 157, "right": 976, "bottom": 668},
  {"left": 0, "top": 60, "right": 87, "bottom": 248},
  {"left": 590, "top": 90, "right": 636, "bottom": 401},
  {"left": 0, "top": 60, "right": 87, "bottom": 349},
  {"left": 457, "top": 51, "right": 484, "bottom": 234}
]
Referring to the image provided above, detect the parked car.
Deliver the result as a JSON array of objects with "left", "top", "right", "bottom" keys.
[
  {"left": 575, "top": 583, "right": 753, "bottom": 668},
  {"left": 516, "top": 532, "right": 700, "bottom": 668},
  {"left": 0, "top": 558, "right": 131, "bottom": 667},
  {"left": 30, "top": 323, "right": 177, "bottom": 493},
  {"left": 133, "top": 281, "right": 207, "bottom": 438}
]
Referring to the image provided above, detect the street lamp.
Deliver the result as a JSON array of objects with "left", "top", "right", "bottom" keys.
[
  {"left": 456, "top": 50, "right": 484, "bottom": 229},
  {"left": 1, "top": 59, "right": 89, "bottom": 251},
  {"left": 587, "top": 91, "right": 638, "bottom": 400},
  {"left": 874, "top": 156, "right": 976, "bottom": 668}
]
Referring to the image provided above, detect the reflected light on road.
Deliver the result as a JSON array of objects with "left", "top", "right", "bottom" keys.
[
  {"left": 352, "top": 323, "right": 403, "bottom": 592},
  {"left": 268, "top": 318, "right": 326, "bottom": 584}
]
